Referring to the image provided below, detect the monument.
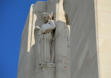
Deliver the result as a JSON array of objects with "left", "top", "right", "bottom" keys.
[{"left": 17, "top": 0, "right": 99, "bottom": 78}]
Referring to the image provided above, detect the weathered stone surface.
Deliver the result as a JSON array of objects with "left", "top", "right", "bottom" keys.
[{"left": 63, "top": 0, "right": 99, "bottom": 78}]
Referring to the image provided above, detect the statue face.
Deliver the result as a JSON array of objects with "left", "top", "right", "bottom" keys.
[{"left": 42, "top": 12, "right": 50, "bottom": 23}]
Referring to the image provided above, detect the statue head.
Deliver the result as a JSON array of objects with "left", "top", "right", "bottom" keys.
[{"left": 41, "top": 12, "right": 54, "bottom": 23}]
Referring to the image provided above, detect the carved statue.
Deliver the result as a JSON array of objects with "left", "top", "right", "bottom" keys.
[{"left": 34, "top": 12, "right": 56, "bottom": 70}]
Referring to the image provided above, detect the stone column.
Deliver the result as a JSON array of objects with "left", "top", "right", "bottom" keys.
[{"left": 55, "top": 0, "right": 71, "bottom": 78}]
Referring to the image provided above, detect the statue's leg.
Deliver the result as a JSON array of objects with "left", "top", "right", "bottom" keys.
[{"left": 39, "top": 34, "right": 55, "bottom": 78}]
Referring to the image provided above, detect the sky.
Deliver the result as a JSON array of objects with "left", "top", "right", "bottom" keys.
[{"left": 0, "top": 0, "right": 46, "bottom": 78}]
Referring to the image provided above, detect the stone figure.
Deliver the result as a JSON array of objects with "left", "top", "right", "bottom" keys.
[
  {"left": 34, "top": 12, "right": 56, "bottom": 69},
  {"left": 34, "top": 12, "right": 56, "bottom": 78}
]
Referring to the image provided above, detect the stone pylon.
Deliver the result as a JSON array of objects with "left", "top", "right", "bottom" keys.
[{"left": 17, "top": 0, "right": 99, "bottom": 78}]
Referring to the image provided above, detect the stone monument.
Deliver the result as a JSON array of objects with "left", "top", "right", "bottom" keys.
[{"left": 17, "top": 0, "right": 99, "bottom": 78}]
